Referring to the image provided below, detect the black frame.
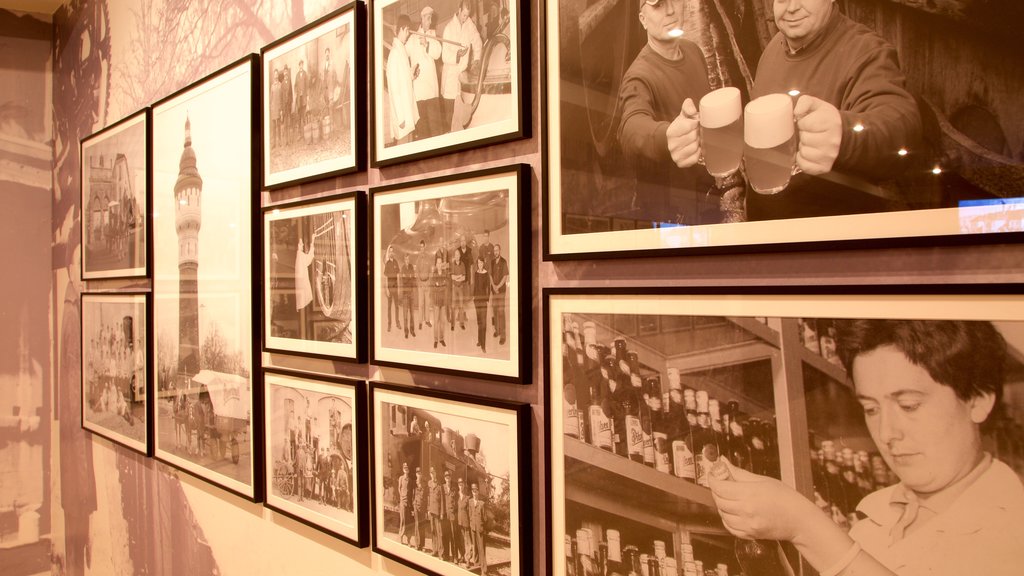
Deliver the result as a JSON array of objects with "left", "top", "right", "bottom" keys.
[
  {"left": 368, "top": 380, "right": 532, "bottom": 576},
  {"left": 541, "top": 0, "right": 1024, "bottom": 260},
  {"left": 149, "top": 54, "right": 264, "bottom": 502},
  {"left": 80, "top": 291, "right": 152, "bottom": 456},
  {"left": 369, "top": 0, "right": 529, "bottom": 167},
  {"left": 542, "top": 284, "right": 1024, "bottom": 575},
  {"left": 262, "top": 367, "right": 369, "bottom": 547},
  {"left": 261, "top": 190, "right": 367, "bottom": 363},
  {"left": 259, "top": 1, "right": 366, "bottom": 189},
  {"left": 369, "top": 164, "right": 531, "bottom": 384},
  {"left": 80, "top": 108, "right": 151, "bottom": 280}
]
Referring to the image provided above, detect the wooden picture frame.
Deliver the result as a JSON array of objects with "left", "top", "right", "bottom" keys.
[
  {"left": 260, "top": 2, "right": 365, "bottom": 189},
  {"left": 370, "top": 0, "right": 528, "bottom": 166},
  {"left": 370, "top": 164, "right": 530, "bottom": 383},
  {"left": 543, "top": 0, "right": 1024, "bottom": 259},
  {"left": 369, "top": 381, "right": 531, "bottom": 576},
  {"left": 263, "top": 368, "right": 368, "bottom": 546},
  {"left": 80, "top": 109, "right": 150, "bottom": 280},
  {"left": 80, "top": 291, "right": 151, "bottom": 455},
  {"left": 544, "top": 286, "right": 1024, "bottom": 575},
  {"left": 150, "top": 55, "right": 262, "bottom": 501},
  {"left": 263, "top": 191, "right": 366, "bottom": 363}
]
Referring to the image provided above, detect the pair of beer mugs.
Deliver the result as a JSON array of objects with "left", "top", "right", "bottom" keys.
[{"left": 698, "top": 87, "right": 800, "bottom": 195}]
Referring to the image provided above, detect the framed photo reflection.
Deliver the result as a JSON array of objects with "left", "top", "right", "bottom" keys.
[
  {"left": 369, "top": 382, "right": 531, "bottom": 576},
  {"left": 263, "top": 191, "right": 366, "bottom": 362},
  {"left": 263, "top": 369, "right": 368, "bottom": 546},
  {"left": 371, "top": 0, "right": 527, "bottom": 166},
  {"left": 151, "top": 55, "right": 261, "bottom": 500},
  {"left": 80, "top": 109, "right": 149, "bottom": 280},
  {"left": 544, "top": 0, "right": 1024, "bottom": 258},
  {"left": 261, "top": 2, "right": 365, "bottom": 189},
  {"left": 370, "top": 164, "right": 529, "bottom": 383}
]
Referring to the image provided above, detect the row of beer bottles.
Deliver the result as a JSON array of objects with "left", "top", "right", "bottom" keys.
[
  {"left": 565, "top": 526, "right": 735, "bottom": 576},
  {"left": 809, "top": 438, "right": 897, "bottom": 531},
  {"left": 562, "top": 321, "right": 780, "bottom": 484}
]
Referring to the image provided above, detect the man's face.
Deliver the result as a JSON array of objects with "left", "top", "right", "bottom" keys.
[
  {"left": 494, "top": 244, "right": 501, "bottom": 258},
  {"left": 457, "top": 6, "right": 470, "bottom": 24},
  {"left": 639, "top": 0, "right": 683, "bottom": 43},
  {"left": 403, "top": 462, "right": 409, "bottom": 474},
  {"left": 398, "top": 26, "right": 410, "bottom": 43},
  {"left": 853, "top": 345, "right": 993, "bottom": 495},
  {"left": 773, "top": 0, "right": 833, "bottom": 49},
  {"left": 423, "top": 12, "right": 433, "bottom": 28}
]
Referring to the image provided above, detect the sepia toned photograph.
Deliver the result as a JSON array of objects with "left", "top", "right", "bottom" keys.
[
  {"left": 151, "top": 56, "right": 260, "bottom": 500},
  {"left": 81, "top": 292, "right": 149, "bottom": 455},
  {"left": 371, "top": 165, "right": 528, "bottom": 382},
  {"left": 371, "top": 0, "right": 526, "bottom": 166},
  {"left": 261, "top": 3, "right": 364, "bottom": 189},
  {"left": 545, "top": 0, "right": 1024, "bottom": 257},
  {"left": 263, "top": 191, "right": 365, "bottom": 362},
  {"left": 370, "top": 382, "right": 530, "bottom": 576},
  {"left": 546, "top": 288, "right": 1024, "bottom": 576},
  {"left": 80, "top": 109, "right": 149, "bottom": 279},
  {"left": 264, "top": 369, "right": 367, "bottom": 546}
]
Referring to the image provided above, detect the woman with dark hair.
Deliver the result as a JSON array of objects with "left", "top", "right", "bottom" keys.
[{"left": 709, "top": 319, "right": 1024, "bottom": 576}]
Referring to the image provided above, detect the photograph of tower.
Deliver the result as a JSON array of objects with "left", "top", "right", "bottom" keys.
[
  {"left": 80, "top": 110, "right": 148, "bottom": 280},
  {"left": 151, "top": 57, "right": 258, "bottom": 499}
]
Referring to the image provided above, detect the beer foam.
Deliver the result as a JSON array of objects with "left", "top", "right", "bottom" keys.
[
  {"left": 744, "top": 93, "right": 794, "bottom": 149},
  {"left": 699, "top": 87, "right": 742, "bottom": 129}
]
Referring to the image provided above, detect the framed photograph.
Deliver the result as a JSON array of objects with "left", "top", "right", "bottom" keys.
[
  {"left": 370, "top": 164, "right": 529, "bottom": 383},
  {"left": 544, "top": 1, "right": 1024, "bottom": 258},
  {"left": 369, "top": 382, "right": 531, "bottom": 576},
  {"left": 263, "top": 191, "right": 366, "bottom": 362},
  {"left": 545, "top": 287, "right": 1024, "bottom": 575},
  {"left": 370, "top": 0, "right": 527, "bottom": 166},
  {"left": 80, "top": 109, "right": 149, "bottom": 280},
  {"left": 81, "top": 292, "right": 150, "bottom": 455},
  {"left": 261, "top": 2, "right": 365, "bottom": 189},
  {"left": 263, "top": 368, "right": 368, "bottom": 546},
  {"left": 151, "top": 55, "right": 262, "bottom": 500}
]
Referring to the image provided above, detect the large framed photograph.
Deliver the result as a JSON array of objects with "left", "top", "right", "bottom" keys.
[
  {"left": 370, "top": 165, "right": 529, "bottom": 382},
  {"left": 261, "top": 2, "right": 365, "bottom": 189},
  {"left": 263, "top": 368, "right": 368, "bottom": 546},
  {"left": 263, "top": 191, "right": 366, "bottom": 362},
  {"left": 545, "top": 287, "right": 1024, "bottom": 575},
  {"left": 371, "top": 0, "right": 527, "bottom": 166},
  {"left": 81, "top": 292, "right": 150, "bottom": 455},
  {"left": 151, "top": 55, "right": 262, "bottom": 500},
  {"left": 80, "top": 109, "right": 149, "bottom": 279},
  {"left": 369, "top": 382, "right": 531, "bottom": 576},
  {"left": 544, "top": 0, "right": 1024, "bottom": 258}
]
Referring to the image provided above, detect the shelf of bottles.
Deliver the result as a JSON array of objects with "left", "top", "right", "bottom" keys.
[{"left": 560, "top": 313, "right": 786, "bottom": 575}]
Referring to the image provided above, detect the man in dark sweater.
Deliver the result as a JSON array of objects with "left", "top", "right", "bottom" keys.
[
  {"left": 616, "top": 0, "right": 713, "bottom": 228},
  {"left": 746, "top": 0, "right": 922, "bottom": 221}
]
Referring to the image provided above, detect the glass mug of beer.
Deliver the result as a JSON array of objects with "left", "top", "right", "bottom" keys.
[
  {"left": 743, "top": 93, "right": 800, "bottom": 195},
  {"left": 698, "top": 87, "right": 743, "bottom": 178}
]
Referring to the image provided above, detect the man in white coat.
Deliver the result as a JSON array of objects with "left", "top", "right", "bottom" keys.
[
  {"left": 386, "top": 14, "right": 419, "bottom": 146},
  {"left": 440, "top": 0, "right": 482, "bottom": 132},
  {"left": 408, "top": 6, "right": 442, "bottom": 140}
]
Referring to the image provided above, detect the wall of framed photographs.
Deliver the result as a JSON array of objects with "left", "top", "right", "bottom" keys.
[{"left": 15, "top": 0, "right": 1023, "bottom": 574}]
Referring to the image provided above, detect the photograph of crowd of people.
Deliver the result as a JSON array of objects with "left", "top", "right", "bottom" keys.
[
  {"left": 265, "top": 371, "right": 360, "bottom": 542},
  {"left": 548, "top": 0, "right": 1024, "bottom": 253},
  {"left": 152, "top": 58, "right": 256, "bottom": 496},
  {"left": 81, "top": 293, "right": 148, "bottom": 453},
  {"left": 373, "top": 168, "right": 523, "bottom": 380},
  {"left": 548, "top": 292, "right": 1024, "bottom": 576},
  {"left": 373, "top": 386, "right": 525, "bottom": 576},
  {"left": 263, "top": 6, "right": 356, "bottom": 188},
  {"left": 374, "top": 0, "right": 522, "bottom": 164},
  {"left": 265, "top": 195, "right": 357, "bottom": 360},
  {"left": 80, "top": 111, "right": 147, "bottom": 279}
]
